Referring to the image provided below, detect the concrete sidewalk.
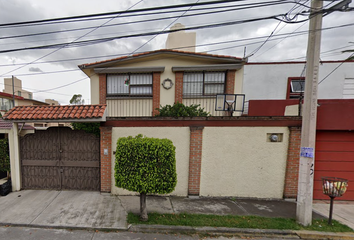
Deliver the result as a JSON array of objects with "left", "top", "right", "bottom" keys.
[
  {"left": 0, "top": 190, "right": 127, "bottom": 229},
  {"left": 0, "top": 190, "right": 353, "bottom": 239}
]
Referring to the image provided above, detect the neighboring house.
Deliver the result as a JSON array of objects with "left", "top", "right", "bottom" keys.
[
  {"left": 3, "top": 77, "right": 33, "bottom": 99},
  {"left": 2, "top": 77, "right": 70, "bottom": 129},
  {"left": 0, "top": 92, "right": 24, "bottom": 113},
  {"left": 244, "top": 61, "right": 354, "bottom": 201},
  {"left": 79, "top": 49, "right": 246, "bottom": 117},
  {"left": 243, "top": 60, "right": 354, "bottom": 114}
]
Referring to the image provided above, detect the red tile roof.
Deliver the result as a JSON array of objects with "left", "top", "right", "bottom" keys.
[
  {"left": 3, "top": 105, "right": 106, "bottom": 121},
  {"left": 79, "top": 49, "right": 243, "bottom": 68},
  {"left": 0, "top": 92, "right": 24, "bottom": 100}
]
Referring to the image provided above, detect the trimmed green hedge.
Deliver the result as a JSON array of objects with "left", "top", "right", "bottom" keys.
[
  {"left": 114, "top": 134, "right": 177, "bottom": 194},
  {"left": 0, "top": 138, "right": 10, "bottom": 173}
]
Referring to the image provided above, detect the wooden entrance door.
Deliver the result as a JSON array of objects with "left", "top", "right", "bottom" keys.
[{"left": 20, "top": 127, "right": 100, "bottom": 191}]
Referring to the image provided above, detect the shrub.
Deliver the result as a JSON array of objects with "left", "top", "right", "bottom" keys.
[
  {"left": 0, "top": 138, "right": 10, "bottom": 176},
  {"left": 155, "top": 102, "right": 210, "bottom": 117},
  {"left": 114, "top": 134, "right": 177, "bottom": 221},
  {"left": 71, "top": 122, "right": 100, "bottom": 137}
]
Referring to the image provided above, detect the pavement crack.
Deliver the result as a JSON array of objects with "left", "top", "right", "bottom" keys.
[
  {"left": 29, "top": 190, "right": 62, "bottom": 224},
  {"left": 231, "top": 200, "right": 249, "bottom": 215},
  {"left": 169, "top": 197, "right": 175, "bottom": 213}
]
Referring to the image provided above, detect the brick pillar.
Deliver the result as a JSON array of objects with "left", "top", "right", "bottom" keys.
[
  {"left": 100, "top": 126, "right": 112, "bottom": 193},
  {"left": 175, "top": 72, "right": 183, "bottom": 103},
  {"left": 188, "top": 126, "right": 204, "bottom": 196},
  {"left": 99, "top": 74, "right": 107, "bottom": 104},
  {"left": 152, "top": 72, "right": 161, "bottom": 116},
  {"left": 284, "top": 127, "right": 301, "bottom": 198},
  {"left": 225, "top": 70, "right": 236, "bottom": 94}
]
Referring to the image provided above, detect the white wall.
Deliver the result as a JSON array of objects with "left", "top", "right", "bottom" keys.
[
  {"left": 201, "top": 127, "right": 289, "bottom": 198},
  {"left": 243, "top": 62, "right": 354, "bottom": 102},
  {"left": 111, "top": 127, "right": 190, "bottom": 196},
  {"left": 110, "top": 126, "right": 290, "bottom": 199}
]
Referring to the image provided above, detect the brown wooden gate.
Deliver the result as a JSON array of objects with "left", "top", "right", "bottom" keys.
[{"left": 20, "top": 127, "right": 100, "bottom": 191}]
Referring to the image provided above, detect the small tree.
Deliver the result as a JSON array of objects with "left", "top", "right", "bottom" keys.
[
  {"left": 155, "top": 102, "right": 210, "bottom": 117},
  {"left": 0, "top": 138, "right": 10, "bottom": 179},
  {"left": 69, "top": 94, "right": 85, "bottom": 105},
  {"left": 114, "top": 134, "right": 177, "bottom": 221}
]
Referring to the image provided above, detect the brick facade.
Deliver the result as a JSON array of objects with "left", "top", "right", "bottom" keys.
[
  {"left": 99, "top": 74, "right": 107, "bottom": 104},
  {"left": 284, "top": 126, "right": 301, "bottom": 198},
  {"left": 100, "top": 126, "right": 112, "bottom": 193},
  {"left": 188, "top": 126, "right": 204, "bottom": 195},
  {"left": 175, "top": 72, "right": 184, "bottom": 103},
  {"left": 225, "top": 70, "right": 236, "bottom": 94},
  {"left": 152, "top": 72, "right": 161, "bottom": 116}
]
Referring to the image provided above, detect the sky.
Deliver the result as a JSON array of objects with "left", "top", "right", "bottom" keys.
[{"left": 0, "top": 0, "right": 353, "bottom": 105}]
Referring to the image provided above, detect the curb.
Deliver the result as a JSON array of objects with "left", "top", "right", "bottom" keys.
[
  {"left": 295, "top": 230, "right": 354, "bottom": 240},
  {"left": 0, "top": 223, "right": 129, "bottom": 232},
  {"left": 130, "top": 224, "right": 354, "bottom": 240}
]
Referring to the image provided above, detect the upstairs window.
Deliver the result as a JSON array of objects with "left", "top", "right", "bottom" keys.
[
  {"left": 107, "top": 73, "right": 152, "bottom": 97},
  {"left": 287, "top": 77, "right": 305, "bottom": 99},
  {"left": 183, "top": 71, "right": 225, "bottom": 97}
]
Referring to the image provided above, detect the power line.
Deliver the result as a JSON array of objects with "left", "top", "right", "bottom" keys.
[
  {"left": 0, "top": 1, "right": 298, "bottom": 40},
  {"left": 0, "top": 0, "right": 303, "bottom": 28},
  {"left": 1, "top": 20, "right": 353, "bottom": 69}
]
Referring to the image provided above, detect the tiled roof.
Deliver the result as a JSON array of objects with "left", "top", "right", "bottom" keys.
[
  {"left": 3, "top": 105, "right": 106, "bottom": 121},
  {"left": 0, "top": 119, "right": 34, "bottom": 130},
  {"left": 79, "top": 49, "right": 243, "bottom": 68}
]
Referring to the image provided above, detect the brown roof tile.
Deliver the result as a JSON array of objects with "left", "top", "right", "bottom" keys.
[
  {"left": 79, "top": 49, "right": 243, "bottom": 68},
  {"left": 3, "top": 104, "right": 106, "bottom": 121}
]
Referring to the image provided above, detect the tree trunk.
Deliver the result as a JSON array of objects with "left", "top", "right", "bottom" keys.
[{"left": 140, "top": 193, "right": 148, "bottom": 221}]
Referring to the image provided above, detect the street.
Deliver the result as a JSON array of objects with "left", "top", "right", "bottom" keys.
[{"left": 0, "top": 226, "right": 300, "bottom": 240}]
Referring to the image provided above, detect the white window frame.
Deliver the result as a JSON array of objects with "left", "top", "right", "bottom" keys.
[
  {"left": 183, "top": 71, "right": 226, "bottom": 97},
  {"left": 107, "top": 73, "right": 153, "bottom": 97}
]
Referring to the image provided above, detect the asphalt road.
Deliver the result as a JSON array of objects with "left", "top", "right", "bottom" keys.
[{"left": 0, "top": 226, "right": 300, "bottom": 240}]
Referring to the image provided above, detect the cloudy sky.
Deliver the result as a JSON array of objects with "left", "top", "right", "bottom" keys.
[{"left": 0, "top": 0, "right": 353, "bottom": 105}]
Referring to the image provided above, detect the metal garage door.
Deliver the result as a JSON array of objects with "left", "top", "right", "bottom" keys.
[
  {"left": 314, "top": 131, "right": 354, "bottom": 200},
  {"left": 20, "top": 127, "right": 100, "bottom": 191}
]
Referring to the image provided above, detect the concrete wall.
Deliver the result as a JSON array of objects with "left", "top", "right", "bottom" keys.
[
  {"left": 243, "top": 61, "right": 354, "bottom": 102},
  {"left": 110, "top": 127, "right": 190, "bottom": 196},
  {"left": 201, "top": 127, "right": 289, "bottom": 198},
  {"left": 109, "top": 125, "right": 290, "bottom": 198}
]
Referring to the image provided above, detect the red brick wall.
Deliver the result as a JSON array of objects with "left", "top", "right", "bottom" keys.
[
  {"left": 152, "top": 72, "right": 161, "bottom": 116},
  {"left": 225, "top": 70, "right": 236, "bottom": 94},
  {"left": 99, "top": 74, "right": 107, "bottom": 104},
  {"left": 188, "top": 126, "right": 204, "bottom": 195},
  {"left": 284, "top": 127, "right": 301, "bottom": 198},
  {"left": 175, "top": 72, "right": 183, "bottom": 103},
  {"left": 100, "top": 126, "right": 112, "bottom": 193}
]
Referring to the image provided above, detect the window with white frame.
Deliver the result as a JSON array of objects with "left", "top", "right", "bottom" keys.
[
  {"left": 107, "top": 73, "right": 153, "bottom": 97},
  {"left": 287, "top": 77, "right": 305, "bottom": 99},
  {"left": 183, "top": 71, "right": 225, "bottom": 97}
]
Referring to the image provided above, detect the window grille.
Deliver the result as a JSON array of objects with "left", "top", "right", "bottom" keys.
[
  {"left": 107, "top": 73, "right": 152, "bottom": 97},
  {"left": 183, "top": 71, "right": 225, "bottom": 97}
]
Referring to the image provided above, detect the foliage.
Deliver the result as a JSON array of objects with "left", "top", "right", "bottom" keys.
[
  {"left": 155, "top": 102, "right": 210, "bottom": 117},
  {"left": 114, "top": 134, "right": 177, "bottom": 194},
  {"left": 71, "top": 122, "right": 100, "bottom": 137},
  {"left": 0, "top": 138, "right": 10, "bottom": 173},
  {"left": 128, "top": 213, "right": 354, "bottom": 232},
  {"left": 69, "top": 94, "right": 85, "bottom": 105}
]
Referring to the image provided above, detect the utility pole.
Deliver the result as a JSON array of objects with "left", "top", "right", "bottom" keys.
[
  {"left": 296, "top": 0, "right": 323, "bottom": 226},
  {"left": 12, "top": 75, "right": 15, "bottom": 108},
  {"left": 296, "top": 0, "right": 352, "bottom": 226}
]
